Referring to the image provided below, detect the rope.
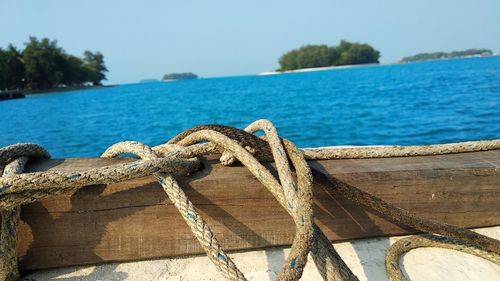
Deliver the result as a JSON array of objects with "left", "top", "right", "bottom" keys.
[
  {"left": 302, "top": 139, "right": 500, "bottom": 159},
  {"left": 0, "top": 120, "right": 499, "bottom": 281},
  {"left": 385, "top": 234, "right": 500, "bottom": 281}
]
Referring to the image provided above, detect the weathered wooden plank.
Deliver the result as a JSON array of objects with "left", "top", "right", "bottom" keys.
[{"left": 13, "top": 150, "right": 500, "bottom": 269}]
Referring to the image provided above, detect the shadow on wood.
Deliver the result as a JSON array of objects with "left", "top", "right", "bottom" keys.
[{"left": 11, "top": 150, "right": 500, "bottom": 270}]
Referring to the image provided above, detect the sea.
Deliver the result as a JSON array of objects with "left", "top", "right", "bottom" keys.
[{"left": 1, "top": 56, "right": 499, "bottom": 158}]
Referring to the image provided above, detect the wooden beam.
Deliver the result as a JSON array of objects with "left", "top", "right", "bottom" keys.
[{"left": 12, "top": 150, "right": 500, "bottom": 269}]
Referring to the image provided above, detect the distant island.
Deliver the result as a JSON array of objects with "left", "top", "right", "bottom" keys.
[
  {"left": 400, "top": 49, "right": 493, "bottom": 63},
  {"left": 140, "top": 79, "right": 160, "bottom": 83},
  {"left": 277, "top": 40, "right": 380, "bottom": 72},
  {"left": 0, "top": 37, "right": 107, "bottom": 91},
  {"left": 162, "top": 72, "right": 198, "bottom": 81}
]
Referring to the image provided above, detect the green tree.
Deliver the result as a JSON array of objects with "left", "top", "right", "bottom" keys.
[
  {"left": 83, "top": 51, "right": 107, "bottom": 86},
  {"left": 341, "top": 43, "right": 380, "bottom": 65},
  {"left": 0, "top": 45, "right": 26, "bottom": 90},
  {"left": 22, "top": 37, "right": 66, "bottom": 89},
  {"left": 278, "top": 50, "right": 299, "bottom": 71},
  {"left": 401, "top": 49, "right": 493, "bottom": 63},
  {"left": 277, "top": 40, "right": 379, "bottom": 71},
  {"left": 1, "top": 37, "right": 108, "bottom": 90},
  {"left": 336, "top": 40, "right": 352, "bottom": 53},
  {"left": 0, "top": 49, "right": 5, "bottom": 89},
  {"left": 61, "top": 54, "right": 87, "bottom": 86}
]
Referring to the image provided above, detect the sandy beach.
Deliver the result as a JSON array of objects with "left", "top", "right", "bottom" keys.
[{"left": 257, "top": 63, "right": 378, "bottom": 76}]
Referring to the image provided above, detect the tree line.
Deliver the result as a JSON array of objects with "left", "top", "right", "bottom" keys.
[
  {"left": 162, "top": 72, "right": 198, "bottom": 81},
  {"left": 0, "top": 37, "right": 107, "bottom": 91},
  {"left": 278, "top": 40, "right": 380, "bottom": 71},
  {"left": 400, "top": 49, "right": 493, "bottom": 63}
]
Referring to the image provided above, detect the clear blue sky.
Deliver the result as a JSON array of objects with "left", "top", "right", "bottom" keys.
[{"left": 1, "top": 0, "right": 499, "bottom": 84}]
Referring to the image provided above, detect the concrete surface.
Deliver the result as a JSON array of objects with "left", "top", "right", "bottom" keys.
[{"left": 23, "top": 226, "right": 500, "bottom": 281}]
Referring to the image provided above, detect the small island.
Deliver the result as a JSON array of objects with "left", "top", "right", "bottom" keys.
[
  {"left": 400, "top": 49, "right": 493, "bottom": 63},
  {"left": 162, "top": 72, "right": 198, "bottom": 82},
  {"left": 277, "top": 40, "right": 380, "bottom": 72},
  {"left": 140, "top": 79, "right": 160, "bottom": 83}
]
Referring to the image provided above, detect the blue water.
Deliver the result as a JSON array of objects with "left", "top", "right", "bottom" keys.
[{"left": 1, "top": 57, "right": 499, "bottom": 158}]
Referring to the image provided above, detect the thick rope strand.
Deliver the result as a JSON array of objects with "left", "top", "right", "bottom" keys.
[
  {"left": 0, "top": 144, "right": 49, "bottom": 281},
  {"left": 169, "top": 123, "right": 500, "bottom": 281}
]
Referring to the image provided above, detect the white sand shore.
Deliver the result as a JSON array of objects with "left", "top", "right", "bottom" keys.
[
  {"left": 258, "top": 55, "right": 500, "bottom": 76},
  {"left": 25, "top": 226, "right": 500, "bottom": 281},
  {"left": 257, "top": 63, "right": 378, "bottom": 76}
]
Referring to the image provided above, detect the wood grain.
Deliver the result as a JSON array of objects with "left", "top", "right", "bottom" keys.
[{"left": 11, "top": 150, "right": 500, "bottom": 269}]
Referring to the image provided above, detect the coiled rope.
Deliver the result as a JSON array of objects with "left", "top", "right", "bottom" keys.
[{"left": 1, "top": 119, "right": 499, "bottom": 281}]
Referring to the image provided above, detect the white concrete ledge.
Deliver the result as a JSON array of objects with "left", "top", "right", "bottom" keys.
[{"left": 24, "top": 226, "right": 500, "bottom": 281}]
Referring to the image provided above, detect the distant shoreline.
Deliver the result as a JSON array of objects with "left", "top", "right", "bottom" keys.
[
  {"left": 398, "top": 53, "right": 499, "bottom": 64},
  {"left": 25, "top": 85, "right": 116, "bottom": 95},
  {"left": 257, "top": 55, "right": 500, "bottom": 76}
]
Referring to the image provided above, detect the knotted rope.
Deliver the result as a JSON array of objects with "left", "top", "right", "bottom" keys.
[{"left": 1, "top": 120, "right": 499, "bottom": 281}]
